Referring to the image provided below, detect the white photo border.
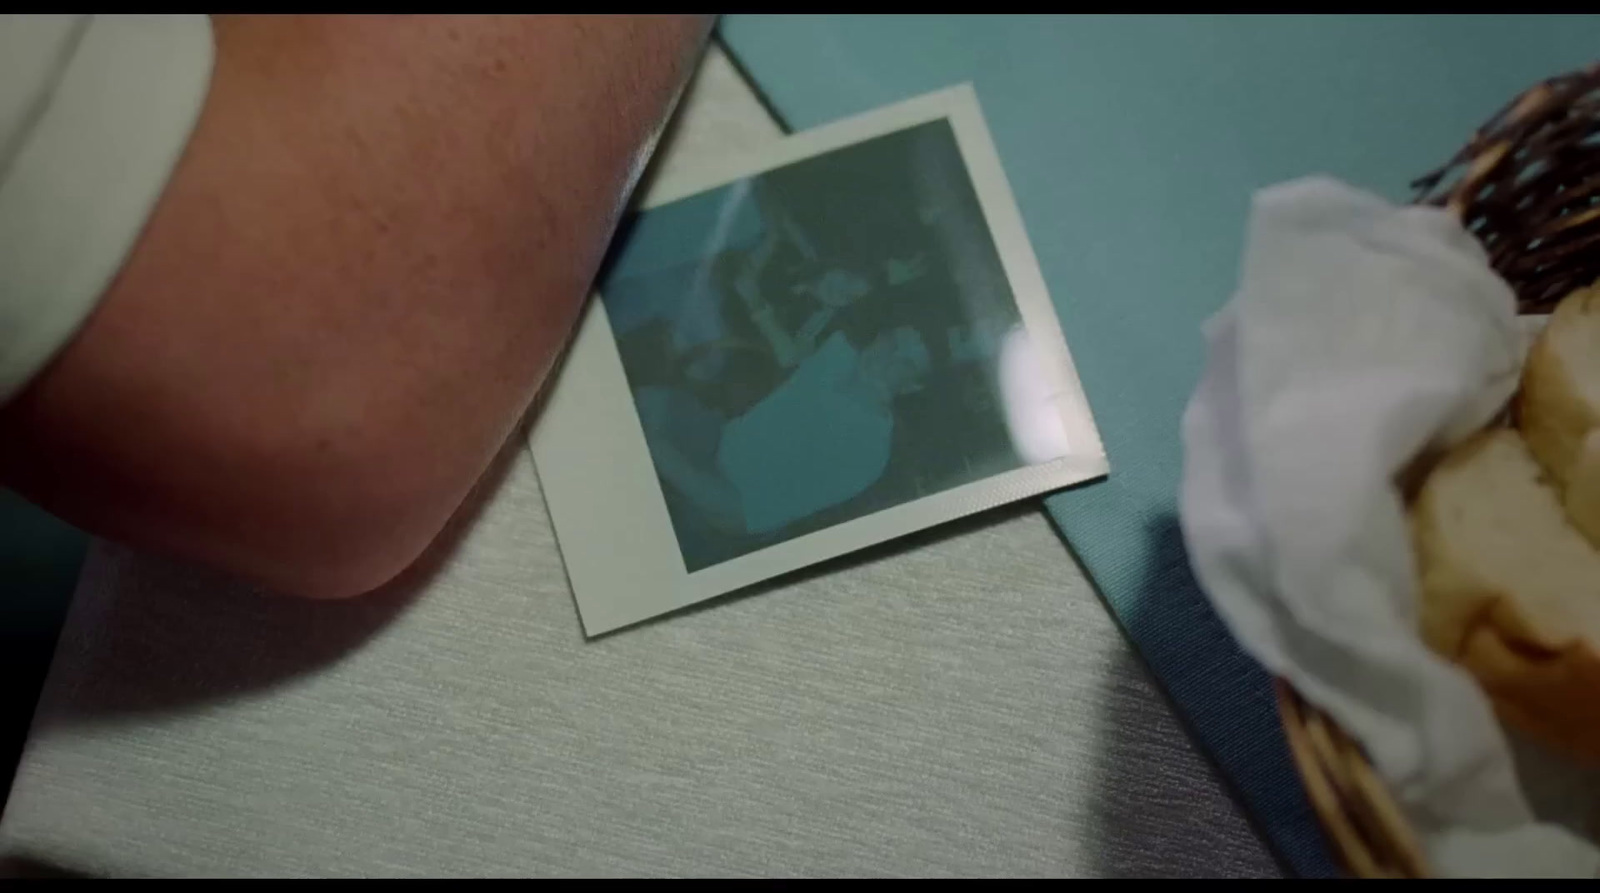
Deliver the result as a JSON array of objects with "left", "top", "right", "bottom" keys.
[{"left": 530, "top": 84, "right": 1108, "bottom": 636}]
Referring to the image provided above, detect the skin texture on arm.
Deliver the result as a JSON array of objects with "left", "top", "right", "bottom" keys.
[{"left": 0, "top": 14, "right": 712, "bottom": 598}]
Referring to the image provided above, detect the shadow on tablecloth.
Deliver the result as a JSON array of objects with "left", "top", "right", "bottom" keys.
[
  {"left": 1081, "top": 513, "right": 1335, "bottom": 878},
  {"left": 1088, "top": 635, "right": 1282, "bottom": 876},
  {"left": 25, "top": 428, "right": 529, "bottom": 729}
]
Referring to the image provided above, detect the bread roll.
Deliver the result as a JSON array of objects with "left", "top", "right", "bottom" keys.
[
  {"left": 1521, "top": 279, "right": 1600, "bottom": 547},
  {"left": 1411, "top": 428, "right": 1600, "bottom": 762}
]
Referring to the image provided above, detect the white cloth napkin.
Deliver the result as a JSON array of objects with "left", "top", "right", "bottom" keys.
[{"left": 1179, "top": 176, "right": 1600, "bottom": 877}]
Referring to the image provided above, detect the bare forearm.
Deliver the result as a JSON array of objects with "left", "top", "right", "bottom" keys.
[{"left": 0, "top": 14, "right": 711, "bottom": 597}]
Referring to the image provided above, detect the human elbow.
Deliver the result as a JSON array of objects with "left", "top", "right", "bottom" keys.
[{"left": 230, "top": 429, "right": 476, "bottom": 601}]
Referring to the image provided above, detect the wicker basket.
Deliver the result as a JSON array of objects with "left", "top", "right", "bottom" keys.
[{"left": 1273, "top": 62, "right": 1600, "bottom": 879}]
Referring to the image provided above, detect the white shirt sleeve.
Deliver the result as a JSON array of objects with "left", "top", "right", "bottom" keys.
[{"left": 0, "top": 14, "right": 213, "bottom": 402}]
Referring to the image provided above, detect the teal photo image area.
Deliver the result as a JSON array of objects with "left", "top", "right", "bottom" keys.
[{"left": 601, "top": 120, "right": 1044, "bottom": 572}]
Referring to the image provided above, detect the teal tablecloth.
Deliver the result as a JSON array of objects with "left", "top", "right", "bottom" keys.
[{"left": 718, "top": 13, "right": 1600, "bottom": 876}]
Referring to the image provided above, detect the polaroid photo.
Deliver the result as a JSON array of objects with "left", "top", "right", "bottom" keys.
[{"left": 531, "top": 85, "right": 1108, "bottom": 635}]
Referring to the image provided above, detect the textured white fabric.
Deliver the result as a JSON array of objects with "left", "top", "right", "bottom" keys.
[
  {"left": 0, "top": 14, "right": 212, "bottom": 401},
  {"left": 0, "top": 43, "right": 1276, "bottom": 878},
  {"left": 4, "top": 450, "right": 1276, "bottom": 878}
]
